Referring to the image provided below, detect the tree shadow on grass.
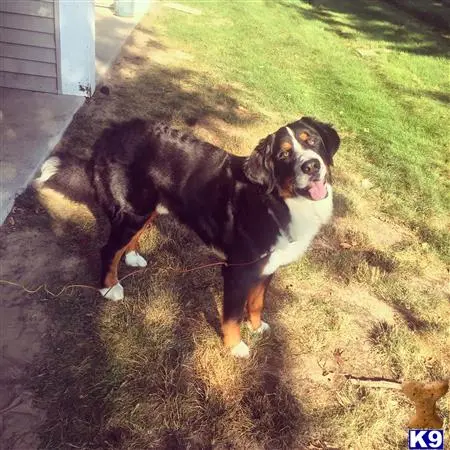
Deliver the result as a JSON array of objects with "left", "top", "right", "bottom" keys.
[
  {"left": 279, "top": 0, "right": 449, "bottom": 58},
  {"left": 379, "top": 0, "right": 450, "bottom": 34},
  {"left": 57, "top": 25, "right": 264, "bottom": 163},
  {"left": 390, "top": 303, "right": 432, "bottom": 332},
  {"left": 307, "top": 222, "right": 443, "bottom": 333},
  {"left": 332, "top": 191, "right": 354, "bottom": 218}
]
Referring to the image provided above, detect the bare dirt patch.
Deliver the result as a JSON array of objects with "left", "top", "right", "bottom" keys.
[{"left": 0, "top": 191, "right": 98, "bottom": 449}]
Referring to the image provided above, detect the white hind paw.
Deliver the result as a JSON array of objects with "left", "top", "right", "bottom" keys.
[
  {"left": 125, "top": 251, "right": 147, "bottom": 267},
  {"left": 230, "top": 341, "right": 250, "bottom": 358},
  {"left": 99, "top": 283, "right": 124, "bottom": 301},
  {"left": 247, "top": 321, "right": 270, "bottom": 334}
]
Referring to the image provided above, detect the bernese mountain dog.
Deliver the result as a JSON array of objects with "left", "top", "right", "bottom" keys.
[{"left": 35, "top": 117, "right": 340, "bottom": 357}]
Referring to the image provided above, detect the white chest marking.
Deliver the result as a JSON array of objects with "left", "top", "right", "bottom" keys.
[{"left": 262, "top": 186, "right": 333, "bottom": 275}]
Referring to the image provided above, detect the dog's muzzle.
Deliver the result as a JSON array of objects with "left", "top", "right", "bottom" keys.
[{"left": 295, "top": 158, "right": 328, "bottom": 200}]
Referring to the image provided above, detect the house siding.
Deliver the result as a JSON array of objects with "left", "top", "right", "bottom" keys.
[{"left": 0, "top": 0, "right": 59, "bottom": 93}]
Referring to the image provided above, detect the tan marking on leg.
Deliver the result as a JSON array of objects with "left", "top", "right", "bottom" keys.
[
  {"left": 104, "top": 246, "right": 127, "bottom": 287},
  {"left": 222, "top": 320, "right": 241, "bottom": 348},
  {"left": 247, "top": 280, "right": 268, "bottom": 331},
  {"left": 126, "top": 211, "right": 157, "bottom": 253},
  {"left": 105, "top": 212, "right": 157, "bottom": 287}
]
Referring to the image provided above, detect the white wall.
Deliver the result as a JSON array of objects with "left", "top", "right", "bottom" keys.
[{"left": 57, "top": 0, "right": 95, "bottom": 96}]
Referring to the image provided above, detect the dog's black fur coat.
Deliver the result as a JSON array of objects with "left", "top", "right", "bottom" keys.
[{"left": 42, "top": 116, "right": 340, "bottom": 352}]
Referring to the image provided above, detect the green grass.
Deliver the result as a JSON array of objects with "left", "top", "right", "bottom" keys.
[{"left": 154, "top": 0, "right": 450, "bottom": 260}]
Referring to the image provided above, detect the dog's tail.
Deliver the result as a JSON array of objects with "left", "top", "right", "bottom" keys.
[{"left": 34, "top": 154, "right": 95, "bottom": 203}]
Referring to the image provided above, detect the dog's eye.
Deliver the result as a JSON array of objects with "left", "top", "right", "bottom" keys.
[
  {"left": 279, "top": 142, "right": 292, "bottom": 159},
  {"left": 278, "top": 150, "right": 290, "bottom": 160}
]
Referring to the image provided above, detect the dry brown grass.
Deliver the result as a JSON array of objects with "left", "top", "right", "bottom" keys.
[{"left": 12, "top": 4, "right": 448, "bottom": 450}]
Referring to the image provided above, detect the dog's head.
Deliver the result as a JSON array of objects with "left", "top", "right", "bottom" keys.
[{"left": 244, "top": 117, "right": 340, "bottom": 200}]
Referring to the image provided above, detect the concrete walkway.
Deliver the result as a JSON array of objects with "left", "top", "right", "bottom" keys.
[
  {"left": 0, "top": 89, "right": 84, "bottom": 224},
  {"left": 0, "top": 2, "right": 148, "bottom": 224}
]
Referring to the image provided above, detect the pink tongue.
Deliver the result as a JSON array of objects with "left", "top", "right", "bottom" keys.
[{"left": 308, "top": 181, "right": 327, "bottom": 200}]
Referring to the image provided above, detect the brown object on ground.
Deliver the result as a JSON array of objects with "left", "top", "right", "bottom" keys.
[
  {"left": 322, "top": 365, "right": 403, "bottom": 390},
  {"left": 333, "top": 373, "right": 448, "bottom": 429},
  {"left": 344, "top": 375, "right": 402, "bottom": 390},
  {"left": 401, "top": 379, "right": 449, "bottom": 429}
]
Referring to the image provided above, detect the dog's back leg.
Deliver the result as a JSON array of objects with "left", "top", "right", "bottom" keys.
[
  {"left": 124, "top": 212, "right": 157, "bottom": 268},
  {"left": 100, "top": 211, "right": 156, "bottom": 301}
]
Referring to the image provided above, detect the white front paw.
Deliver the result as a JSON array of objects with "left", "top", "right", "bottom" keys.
[
  {"left": 230, "top": 341, "right": 250, "bottom": 358},
  {"left": 99, "top": 283, "right": 124, "bottom": 301},
  {"left": 125, "top": 251, "right": 147, "bottom": 267},
  {"left": 247, "top": 321, "right": 270, "bottom": 334}
]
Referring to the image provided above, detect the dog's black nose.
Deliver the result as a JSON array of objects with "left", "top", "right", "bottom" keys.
[{"left": 301, "top": 158, "right": 321, "bottom": 175}]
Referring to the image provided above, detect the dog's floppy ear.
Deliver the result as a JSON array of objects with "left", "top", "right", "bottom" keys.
[
  {"left": 244, "top": 134, "right": 276, "bottom": 193},
  {"left": 301, "top": 117, "right": 340, "bottom": 165}
]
